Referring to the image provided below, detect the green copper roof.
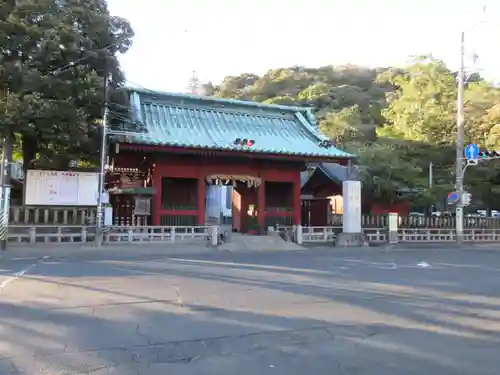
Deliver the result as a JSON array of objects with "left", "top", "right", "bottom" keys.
[{"left": 119, "top": 88, "right": 354, "bottom": 159}]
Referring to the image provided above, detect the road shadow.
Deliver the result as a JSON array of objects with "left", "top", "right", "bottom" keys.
[
  {"left": 0, "top": 297, "right": 498, "bottom": 375},
  {"left": 2, "top": 250, "right": 500, "bottom": 373}
]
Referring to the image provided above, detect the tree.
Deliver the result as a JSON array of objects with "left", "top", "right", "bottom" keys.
[
  {"left": 203, "top": 58, "right": 500, "bottom": 209},
  {"left": 0, "top": 0, "right": 133, "bottom": 170},
  {"left": 319, "top": 105, "right": 374, "bottom": 146},
  {"left": 211, "top": 65, "right": 389, "bottom": 130},
  {"left": 345, "top": 140, "right": 423, "bottom": 204},
  {"left": 379, "top": 58, "right": 457, "bottom": 144}
]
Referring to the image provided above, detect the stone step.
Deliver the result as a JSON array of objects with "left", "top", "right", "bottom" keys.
[{"left": 218, "top": 233, "right": 303, "bottom": 252}]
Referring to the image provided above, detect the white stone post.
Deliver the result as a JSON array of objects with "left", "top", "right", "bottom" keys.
[
  {"left": 342, "top": 181, "right": 362, "bottom": 233},
  {"left": 336, "top": 180, "right": 366, "bottom": 246},
  {"left": 210, "top": 225, "right": 219, "bottom": 246},
  {"left": 296, "top": 225, "right": 303, "bottom": 244},
  {"left": 388, "top": 212, "right": 399, "bottom": 244}
]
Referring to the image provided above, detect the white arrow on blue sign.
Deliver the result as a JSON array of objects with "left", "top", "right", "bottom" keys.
[{"left": 464, "top": 144, "right": 479, "bottom": 160}]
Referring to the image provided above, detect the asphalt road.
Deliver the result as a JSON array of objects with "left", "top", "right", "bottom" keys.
[{"left": 1, "top": 247, "right": 500, "bottom": 374}]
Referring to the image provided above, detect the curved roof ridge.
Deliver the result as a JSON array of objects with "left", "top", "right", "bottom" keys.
[{"left": 126, "top": 86, "right": 311, "bottom": 113}]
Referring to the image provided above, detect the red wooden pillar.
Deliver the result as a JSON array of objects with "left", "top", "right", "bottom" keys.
[
  {"left": 153, "top": 173, "right": 162, "bottom": 225},
  {"left": 292, "top": 180, "right": 301, "bottom": 225},
  {"left": 258, "top": 180, "right": 266, "bottom": 228},
  {"left": 197, "top": 177, "right": 206, "bottom": 224}
]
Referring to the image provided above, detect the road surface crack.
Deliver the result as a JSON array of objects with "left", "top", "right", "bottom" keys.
[{"left": 135, "top": 324, "right": 153, "bottom": 346}]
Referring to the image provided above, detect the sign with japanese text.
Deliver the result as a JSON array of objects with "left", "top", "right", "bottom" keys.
[{"left": 25, "top": 170, "right": 99, "bottom": 206}]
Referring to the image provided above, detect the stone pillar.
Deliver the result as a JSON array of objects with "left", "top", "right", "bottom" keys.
[
  {"left": 388, "top": 212, "right": 399, "bottom": 244},
  {"left": 296, "top": 225, "right": 303, "bottom": 244},
  {"left": 336, "top": 180, "right": 368, "bottom": 247},
  {"left": 210, "top": 226, "right": 219, "bottom": 246}
]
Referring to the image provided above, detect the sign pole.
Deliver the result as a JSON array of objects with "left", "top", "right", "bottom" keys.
[
  {"left": 0, "top": 146, "right": 6, "bottom": 251},
  {"left": 0, "top": 130, "right": 13, "bottom": 251},
  {"left": 455, "top": 31, "right": 466, "bottom": 245}
]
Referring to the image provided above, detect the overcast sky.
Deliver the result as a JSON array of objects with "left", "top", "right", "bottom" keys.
[{"left": 107, "top": 0, "right": 500, "bottom": 92}]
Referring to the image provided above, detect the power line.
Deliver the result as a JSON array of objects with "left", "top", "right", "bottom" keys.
[
  {"left": 123, "top": 78, "right": 160, "bottom": 95},
  {"left": 49, "top": 38, "right": 130, "bottom": 76}
]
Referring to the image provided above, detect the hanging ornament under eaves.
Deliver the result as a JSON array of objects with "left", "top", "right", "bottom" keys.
[{"left": 205, "top": 174, "right": 262, "bottom": 187}]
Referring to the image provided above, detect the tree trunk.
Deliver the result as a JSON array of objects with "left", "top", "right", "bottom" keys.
[{"left": 21, "top": 133, "right": 38, "bottom": 172}]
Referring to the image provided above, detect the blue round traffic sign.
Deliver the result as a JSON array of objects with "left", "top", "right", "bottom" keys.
[
  {"left": 464, "top": 144, "right": 479, "bottom": 160},
  {"left": 447, "top": 192, "right": 459, "bottom": 204}
]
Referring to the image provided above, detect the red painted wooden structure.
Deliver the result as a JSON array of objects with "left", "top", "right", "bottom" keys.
[
  {"left": 107, "top": 89, "right": 354, "bottom": 231},
  {"left": 111, "top": 150, "right": 332, "bottom": 231}
]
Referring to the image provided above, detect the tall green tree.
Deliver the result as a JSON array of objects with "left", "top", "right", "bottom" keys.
[
  {"left": 0, "top": 0, "right": 133, "bottom": 169},
  {"left": 378, "top": 58, "right": 457, "bottom": 144},
  {"left": 211, "top": 58, "right": 500, "bottom": 209}
]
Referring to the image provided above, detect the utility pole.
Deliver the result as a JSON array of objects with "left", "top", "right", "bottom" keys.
[
  {"left": 428, "top": 162, "right": 433, "bottom": 188},
  {"left": 0, "top": 87, "right": 12, "bottom": 251},
  {"left": 0, "top": 140, "right": 11, "bottom": 251},
  {"left": 455, "top": 31, "right": 466, "bottom": 245},
  {"left": 95, "top": 73, "right": 110, "bottom": 246}
]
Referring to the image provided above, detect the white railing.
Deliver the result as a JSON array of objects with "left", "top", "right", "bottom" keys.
[
  {"left": 303, "top": 226, "right": 338, "bottom": 242},
  {"left": 6, "top": 225, "right": 211, "bottom": 245},
  {"left": 399, "top": 228, "right": 500, "bottom": 242},
  {"left": 8, "top": 225, "right": 91, "bottom": 244},
  {"left": 7, "top": 224, "right": 500, "bottom": 247},
  {"left": 104, "top": 225, "right": 210, "bottom": 243},
  {"left": 277, "top": 225, "right": 500, "bottom": 244}
]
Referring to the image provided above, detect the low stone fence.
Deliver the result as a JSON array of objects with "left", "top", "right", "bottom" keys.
[
  {"left": 104, "top": 225, "right": 210, "bottom": 243},
  {"left": 6, "top": 224, "right": 500, "bottom": 247},
  {"left": 278, "top": 225, "right": 500, "bottom": 244},
  {"left": 7, "top": 225, "right": 211, "bottom": 245}
]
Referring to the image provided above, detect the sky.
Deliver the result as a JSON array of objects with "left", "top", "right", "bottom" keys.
[{"left": 106, "top": 0, "right": 500, "bottom": 92}]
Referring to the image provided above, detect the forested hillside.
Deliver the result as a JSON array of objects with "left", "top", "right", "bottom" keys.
[{"left": 205, "top": 58, "right": 500, "bottom": 210}]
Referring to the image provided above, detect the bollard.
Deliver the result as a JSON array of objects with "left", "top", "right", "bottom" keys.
[
  {"left": 388, "top": 212, "right": 399, "bottom": 244},
  {"left": 296, "top": 225, "right": 303, "bottom": 245},
  {"left": 210, "top": 226, "right": 218, "bottom": 246}
]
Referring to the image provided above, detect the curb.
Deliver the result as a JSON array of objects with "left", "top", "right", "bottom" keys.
[{"left": 0, "top": 243, "right": 218, "bottom": 261}]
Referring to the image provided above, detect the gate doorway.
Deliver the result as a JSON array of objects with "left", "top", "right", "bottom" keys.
[
  {"left": 206, "top": 174, "right": 263, "bottom": 234},
  {"left": 232, "top": 184, "right": 259, "bottom": 233}
]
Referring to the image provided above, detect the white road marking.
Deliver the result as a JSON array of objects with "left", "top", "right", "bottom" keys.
[
  {"left": 0, "top": 256, "right": 49, "bottom": 291},
  {"left": 342, "top": 258, "right": 398, "bottom": 269},
  {"left": 10, "top": 257, "right": 38, "bottom": 261},
  {"left": 417, "top": 262, "right": 431, "bottom": 268}
]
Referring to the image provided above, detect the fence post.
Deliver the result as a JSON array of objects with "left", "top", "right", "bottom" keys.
[
  {"left": 296, "top": 225, "right": 303, "bottom": 244},
  {"left": 210, "top": 226, "right": 218, "bottom": 246},
  {"left": 170, "top": 227, "right": 175, "bottom": 243},
  {"left": 388, "top": 213, "right": 398, "bottom": 244},
  {"left": 81, "top": 227, "right": 87, "bottom": 243},
  {"left": 29, "top": 227, "right": 36, "bottom": 245}
]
